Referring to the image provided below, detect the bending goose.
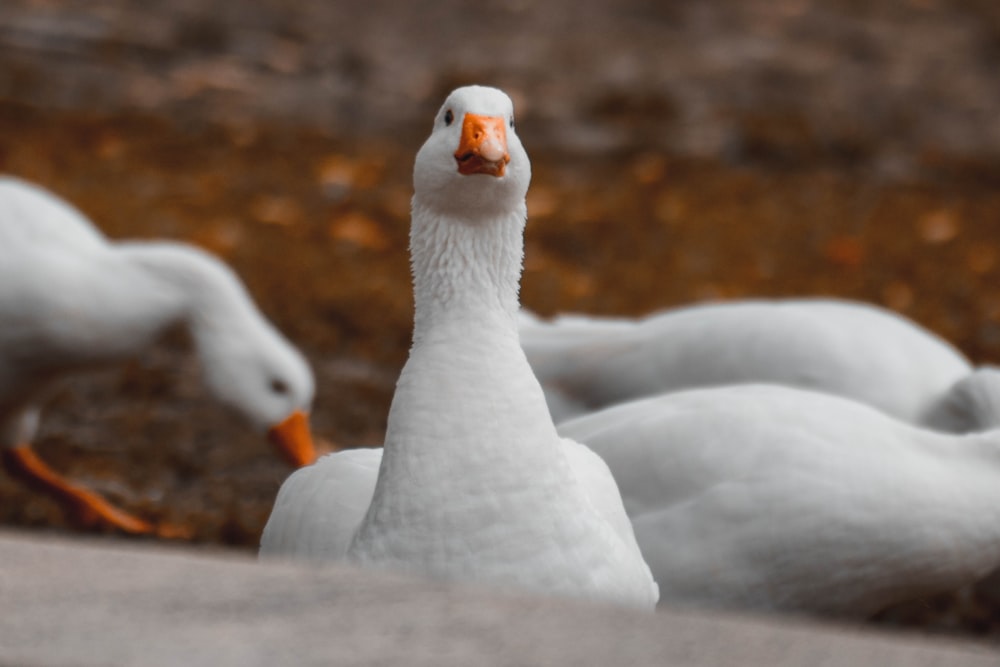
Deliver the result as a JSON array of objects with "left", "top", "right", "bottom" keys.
[
  {"left": 260, "top": 86, "right": 658, "bottom": 610},
  {"left": 520, "top": 299, "right": 999, "bottom": 431},
  {"left": 557, "top": 383, "right": 1000, "bottom": 617},
  {"left": 0, "top": 176, "right": 317, "bottom": 536}
]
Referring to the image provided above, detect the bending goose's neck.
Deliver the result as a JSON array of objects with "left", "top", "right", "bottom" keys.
[
  {"left": 409, "top": 197, "right": 527, "bottom": 340},
  {"left": 114, "top": 241, "right": 264, "bottom": 356}
]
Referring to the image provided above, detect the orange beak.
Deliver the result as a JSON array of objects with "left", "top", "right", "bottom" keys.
[
  {"left": 267, "top": 409, "right": 317, "bottom": 467},
  {"left": 455, "top": 113, "right": 510, "bottom": 177}
]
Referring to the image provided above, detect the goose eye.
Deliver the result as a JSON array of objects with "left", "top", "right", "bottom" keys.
[
  {"left": 270, "top": 378, "right": 289, "bottom": 395},
  {"left": 444, "top": 109, "right": 454, "bottom": 126},
  {"left": 509, "top": 117, "right": 515, "bottom": 128}
]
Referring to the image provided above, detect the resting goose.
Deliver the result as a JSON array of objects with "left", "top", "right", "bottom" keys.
[
  {"left": 520, "top": 300, "right": 999, "bottom": 431},
  {"left": 260, "top": 86, "right": 658, "bottom": 610},
  {"left": 552, "top": 384, "right": 1000, "bottom": 616},
  {"left": 0, "top": 176, "right": 317, "bottom": 536}
]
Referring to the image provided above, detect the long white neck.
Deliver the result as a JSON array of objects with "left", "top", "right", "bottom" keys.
[
  {"left": 378, "top": 196, "right": 558, "bottom": 493},
  {"left": 409, "top": 199, "right": 526, "bottom": 339}
]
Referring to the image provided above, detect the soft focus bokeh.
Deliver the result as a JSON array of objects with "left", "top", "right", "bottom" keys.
[{"left": 2, "top": 0, "right": 1000, "bottom": 640}]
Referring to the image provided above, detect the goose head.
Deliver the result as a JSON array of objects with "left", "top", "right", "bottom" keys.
[
  {"left": 413, "top": 85, "right": 530, "bottom": 218},
  {"left": 925, "top": 365, "right": 1000, "bottom": 433},
  {"left": 199, "top": 326, "right": 316, "bottom": 466}
]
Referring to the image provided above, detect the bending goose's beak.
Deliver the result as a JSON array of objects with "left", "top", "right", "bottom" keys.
[
  {"left": 268, "top": 409, "right": 317, "bottom": 467},
  {"left": 455, "top": 113, "right": 510, "bottom": 177}
]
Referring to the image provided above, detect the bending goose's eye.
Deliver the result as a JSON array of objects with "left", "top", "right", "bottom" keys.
[
  {"left": 444, "top": 109, "right": 454, "bottom": 126},
  {"left": 270, "top": 378, "right": 289, "bottom": 396},
  {"left": 509, "top": 117, "right": 515, "bottom": 129}
]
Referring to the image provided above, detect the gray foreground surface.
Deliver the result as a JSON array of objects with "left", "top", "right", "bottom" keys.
[{"left": 0, "top": 531, "right": 996, "bottom": 666}]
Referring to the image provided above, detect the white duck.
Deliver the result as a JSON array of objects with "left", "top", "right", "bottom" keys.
[
  {"left": 260, "top": 86, "right": 658, "bottom": 610},
  {"left": 0, "top": 176, "right": 317, "bottom": 536},
  {"left": 555, "top": 384, "right": 1000, "bottom": 617},
  {"left": 520, "top": 300, "right": 1000, "bottom": 431}
]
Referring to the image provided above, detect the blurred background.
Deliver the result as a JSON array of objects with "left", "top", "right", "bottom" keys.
[{"left": 2, "top": 0, "right": 1000, "bottom": 640}]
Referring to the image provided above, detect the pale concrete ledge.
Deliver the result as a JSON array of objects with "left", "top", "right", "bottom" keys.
[{"left": 0, "top": 530, "right": 995, "bottom": 667}]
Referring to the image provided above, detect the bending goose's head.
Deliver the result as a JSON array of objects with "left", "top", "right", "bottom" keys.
[
  {"left": 413, "top": 86, "right": 530, "bottom": 217},
  {"left": 924, "top": 365, "right": 1000, "bottom": 433},
  {"left": 202, "top": 316, "right": 317, "bottom": 467},
  {"left": 176, "top": 249, "right": 318, "bottom": 468}
]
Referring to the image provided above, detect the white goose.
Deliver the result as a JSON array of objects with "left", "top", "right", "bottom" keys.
[
  {"left": 520, "top": 300, "right": 1000, "bottom": 431},
  {"left": 260, "top": 86, "right": 658, "bottom": 610},
  {"left": 0, "top": 176, "right": 317, "bottom": 536},
  {"left": 556, "top": 384, "right": 1000, "bottom": 616}
]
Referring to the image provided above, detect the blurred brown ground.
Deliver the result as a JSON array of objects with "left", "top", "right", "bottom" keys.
[{"left": 2, "top": 0, "right": 1000, "bottom": 641}]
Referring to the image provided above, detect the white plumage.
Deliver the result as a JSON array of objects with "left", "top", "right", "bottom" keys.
[
  {"left": 520, "top": 300, "right": 1000, "bottom": 432},
  {"left": 556, "top": 384, "right": 1000, "bottom": 616},
  {"left": 0, "top": 176, "right": 316, "bottom": 534},
  {"left": 261, "top": 86, "right": 658, "bottom": 610}
]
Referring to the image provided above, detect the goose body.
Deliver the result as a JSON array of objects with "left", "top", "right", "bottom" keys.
[
  {"left": 520, "top": 300, "right": 998, "bottom": 432},
  {"left": 556, "top": 384, "right": 1000, "bottom": 616},
  {"left": 261, "top": 86, "right": 657, "bottom": 609},
  {"left": 0, "top": 176, "right": 316, "bottom": 535}
]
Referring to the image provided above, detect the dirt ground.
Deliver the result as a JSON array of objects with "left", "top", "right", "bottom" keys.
[{"left": 2, "top": 0, "right": 1000, "bottom": 642}]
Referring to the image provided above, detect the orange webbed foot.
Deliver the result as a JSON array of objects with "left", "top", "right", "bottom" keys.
[{"left": 3, "top": 444, "right": 158, "bottom": 536}]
